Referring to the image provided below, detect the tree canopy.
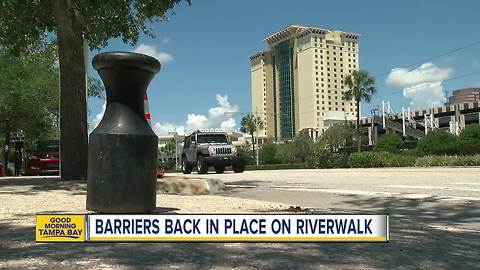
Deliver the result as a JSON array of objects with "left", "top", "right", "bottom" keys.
[
  {"left": 0, "top": 0, "right": 190, "bottom": 54},
  {"left": 0, "top": 45, "right": 59, "bottom": 143},
  {"left": 0, "top": 0, "right": 190, "bottom": 180}
]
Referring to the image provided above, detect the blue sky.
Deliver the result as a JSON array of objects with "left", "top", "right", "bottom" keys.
[{"left": 88, "top": 0, "right": 480, "bottom": 135}]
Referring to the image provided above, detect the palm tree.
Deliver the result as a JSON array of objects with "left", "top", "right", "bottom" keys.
[
  {"left": 343, "top": 70, "right": 376, "bottom": 151},
  {"left": 240, "top": 114, "right": 264, "bottom": 154}
]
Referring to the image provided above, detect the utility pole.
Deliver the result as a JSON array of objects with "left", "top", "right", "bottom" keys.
[
  {"left": 168, "top": 129, "right": 179, "bottom": 169},
  {"left": 382, "top": 100, "right": 386, "bottom": 128},
  {"left": 254, "top": 108, "right": 259, "bottom": 166},
  {"left": 402, "top": 107, "right": 406, "bottom": 137}
]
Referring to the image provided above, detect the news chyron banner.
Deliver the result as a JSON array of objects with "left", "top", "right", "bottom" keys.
[{"left": 36, "top": 214, "right": 389, "bottom": 242}]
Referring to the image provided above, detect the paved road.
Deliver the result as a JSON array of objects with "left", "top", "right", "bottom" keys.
[
  {"left": 171, "top": 168, "right": 480, "bottom": 269},
  {"left": 176, "top": 168, "right": 480, "bottom": 230},
  {"left": 1, "top": 169, "right": 478, "bottom": 269}
]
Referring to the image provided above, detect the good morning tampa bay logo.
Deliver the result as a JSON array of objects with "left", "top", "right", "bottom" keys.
[{"left": 36, "top": 214, "right": 85, "bottom": 242}]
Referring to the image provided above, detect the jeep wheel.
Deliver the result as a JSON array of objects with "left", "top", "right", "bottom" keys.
[
  {"left": 197, "top": 155, "right": 208, "bottom": 174},
  {"left": 182, "top": 157, "right": 192, "bottom": 174},
  {"left": 232, "top": 163, "right": 245, "bottom": 173},
  {"left": 214, "top": 166, "right": 225, "bottom": 174}
]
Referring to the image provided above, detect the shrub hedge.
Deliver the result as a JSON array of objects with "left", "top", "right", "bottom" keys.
[
  {"left": 415, "top": 155, "right": 480, "bottom": 167},
  {"left": 246, "top": 163, "right": 310, "bottom": 171},
  {"left": 348, "top": 151, "right": 415, "bottom": 168}
]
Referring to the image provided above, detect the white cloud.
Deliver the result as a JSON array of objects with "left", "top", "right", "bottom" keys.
[
  {"left": 153, "top": 121, "right": 185, "bottom": 136},
  {"left": 386, "top": 63, "right": 453, "bottom": 109},
  {"left": 89, "top": 101, "right": 106, "bottom": 132},
  {"left": 161, "top": 37, "right": 171, "bottom": 44},
  {"left": 133, "top": 43, "right": 174, "bottom": 63},
  {"left": 152, "top": 94, "right": 239, "bottom": 136},
  {"left": 220, "top": 118, "right": 237, "bottom": 130}
]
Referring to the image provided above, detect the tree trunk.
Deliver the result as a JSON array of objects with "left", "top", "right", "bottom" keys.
[
  {"left": 3, "top": 120, "right": 10, "bottom": 173},
  {"left": 53, "top": 0, "right": 88, "bottom": 181},
  {"left": 356, "top": 99, "right": 361, "bottom": 152}
]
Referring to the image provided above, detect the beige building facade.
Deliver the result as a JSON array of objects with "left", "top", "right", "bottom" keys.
[{"left": 250, "top": 25, "right": 360, "bottom": 141}]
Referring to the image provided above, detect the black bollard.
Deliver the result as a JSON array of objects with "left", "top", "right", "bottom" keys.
[{"left": 87, "top": 51, "right": 160, "bottom": 213}]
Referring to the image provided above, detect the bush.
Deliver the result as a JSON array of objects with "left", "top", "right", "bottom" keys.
[
  {"left": 349, "top": 151, "right": 415, "bottom": 168},
  {"left": 275, "top": 142, "right": 301, "bottom": 164},
  {"left": 260, "top": 142, "right": 278, "bottom": 164},
  {"left": 417, "top": 129, "right": 457, "bottom": 155},
  {"left": 374, "top": 133, "right": 404, "bottom": 154},
  {"left": 307, "top": 150, "right": 349, "bottom": 169},
  {"left": 158, "top": 160, "right": 175, "bottom": 171},
  {"left": 458, "top": 124, "right": 480, "bottom": 155},
  {"left": 415, "top": 155, "right": 480, "bottom": 167}
]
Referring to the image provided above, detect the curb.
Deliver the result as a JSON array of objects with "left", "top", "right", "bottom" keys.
[{"left": 157, "top": 176, "right": 225, "bottom": 195}]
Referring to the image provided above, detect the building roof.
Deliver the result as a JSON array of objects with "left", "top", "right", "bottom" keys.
[
  {"left": 263, "top": 25, "right": 360, "bottom": 47},
  {"left": 249, "top": 51, "right": 265, "bottom": 60}
]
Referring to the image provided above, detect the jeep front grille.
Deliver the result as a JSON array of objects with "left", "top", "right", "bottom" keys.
[{"left": 215, "top": 147, "right": 232, "bottom": 155}]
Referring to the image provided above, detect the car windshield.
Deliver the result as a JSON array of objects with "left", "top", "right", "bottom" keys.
[
  {"left": 197, "top": 134, "right": 228, "bottom": 144},
  {"left": 35, "top": 141, "right": 60, "bottom": 152}
]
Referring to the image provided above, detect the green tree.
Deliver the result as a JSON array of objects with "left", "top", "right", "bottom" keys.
[
  {"left": 260, "top": 141, "right": 278, "bottom": 165},
  {"left": 240, "top": 114, "right": 264, "bottom": 155},
  {"left": 417, "top": 129, "right": 457, "bottom": 155},
  {"left": 374, "top": 132, "right": 404, "bottom": 154},
  {"left": 0, "top": 46, "right": 59, "bottom": 167},
  {"left": 164, "top": 140, "right": 176, "bottom": 160},
  {"left": 343, "top": 70, "right": 376, "bottom": 152},
  {"left": 0, "top": 0, "right": 189, "bottom": 180},
  {"left": 316, "top": 123, "right": 354, "bottom": 153},
  {"left": 294, "top": 133, "right": 314, "bottom": 163},
  {"left": 275, "top": 142, "right": 299, "bottom": 164},
  {"left": 458, "top": 124, "right": 480, "bottom": 155}
]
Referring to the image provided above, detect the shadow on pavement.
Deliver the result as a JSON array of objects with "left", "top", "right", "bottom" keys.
[{"left": 0, "top": 179, "right": 479, "bottom": 269}]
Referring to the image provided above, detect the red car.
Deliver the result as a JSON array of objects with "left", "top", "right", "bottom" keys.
[{"left": 24, "top": 140, "right": 60, "bottom": 176}]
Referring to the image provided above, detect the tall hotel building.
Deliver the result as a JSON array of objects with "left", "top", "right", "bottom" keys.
[{"left": 250, "top": 25, "right": 360, "bottom": 140}]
